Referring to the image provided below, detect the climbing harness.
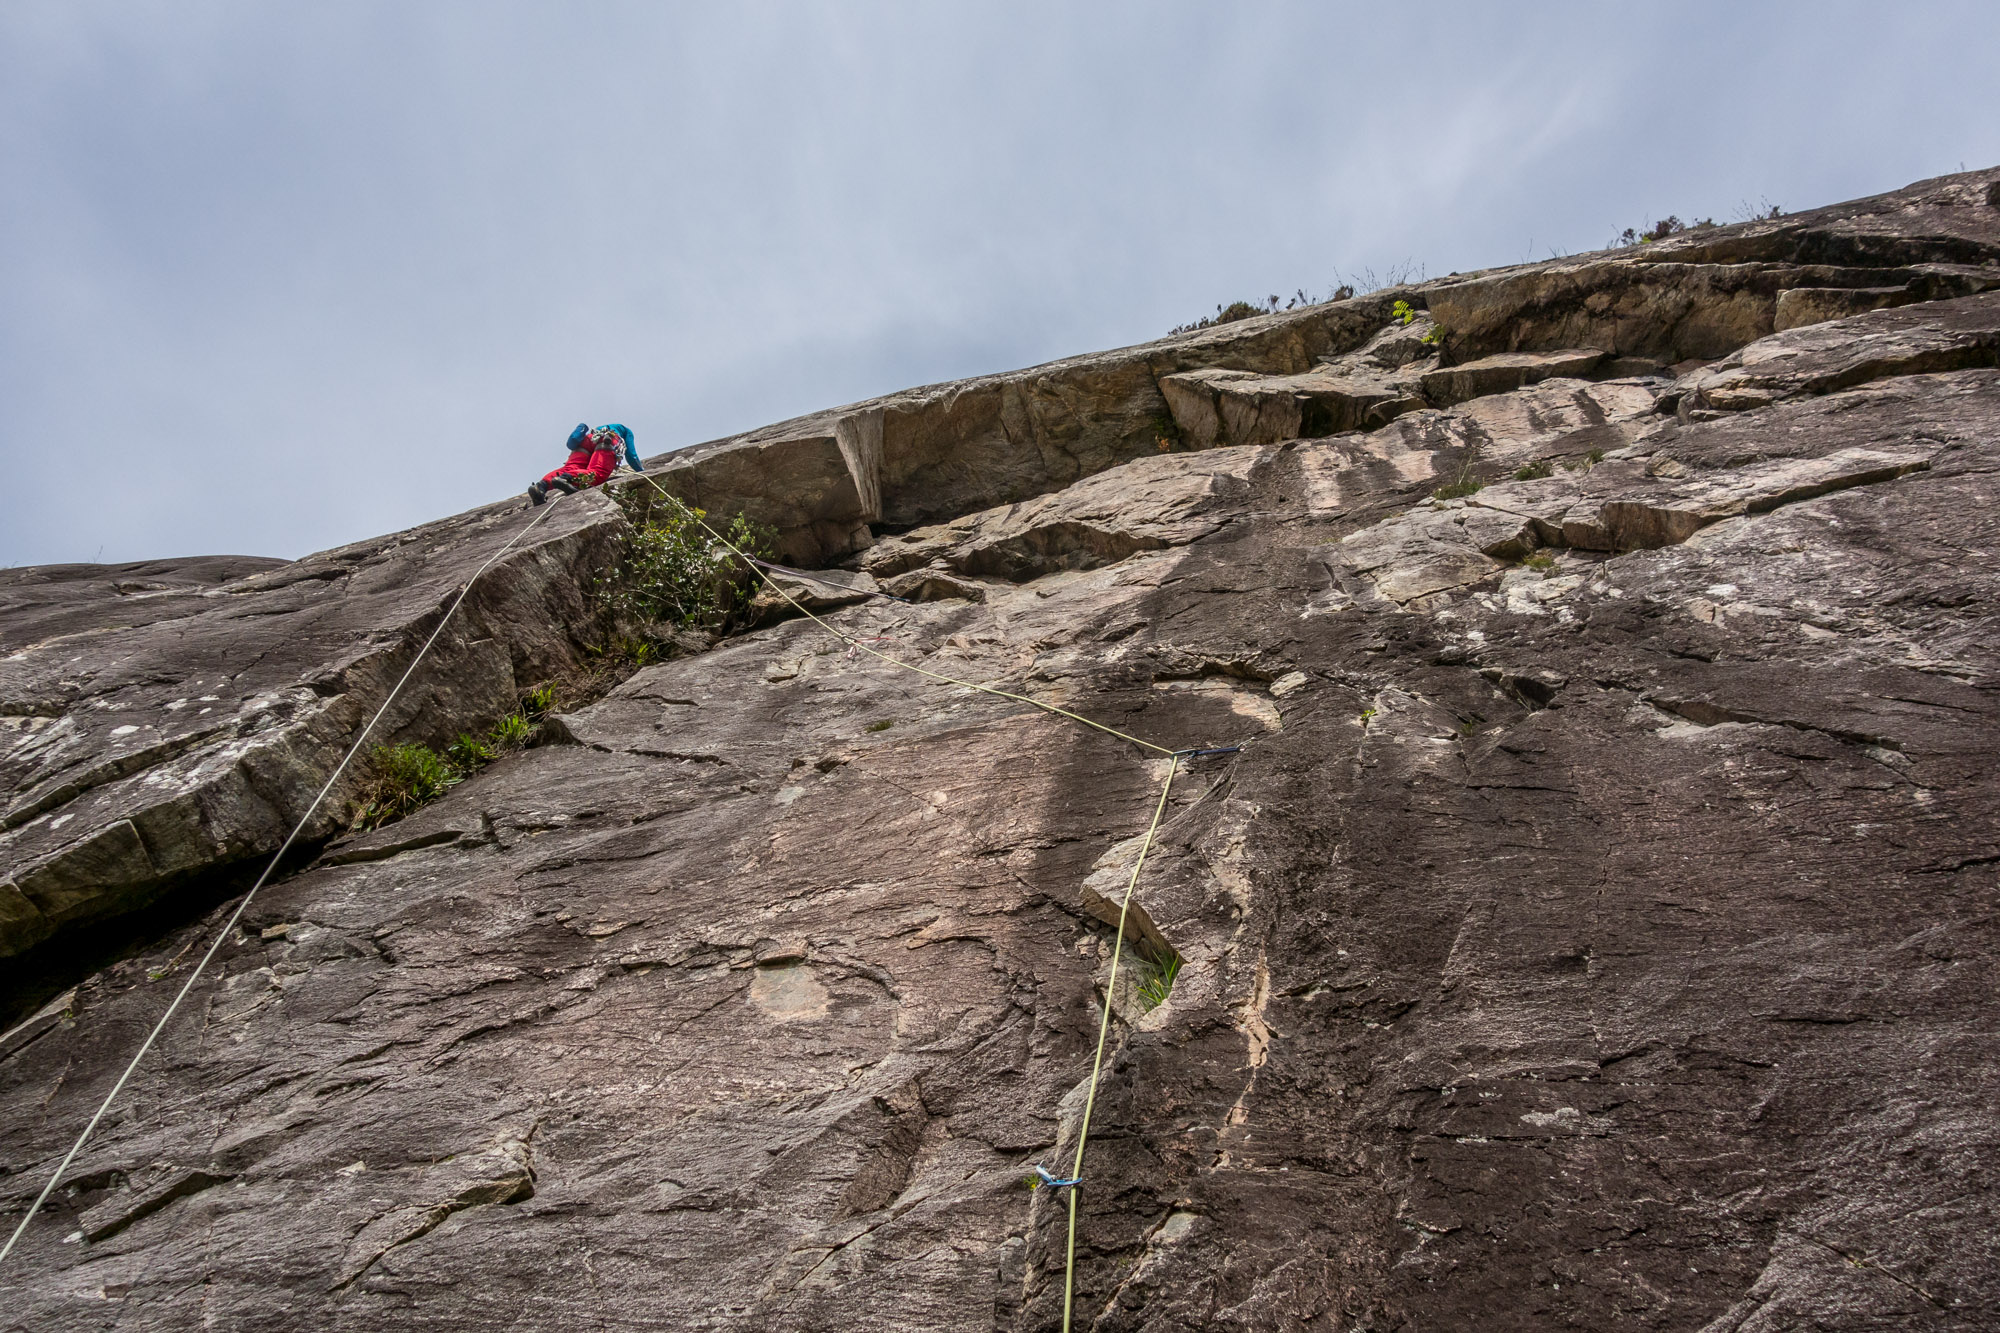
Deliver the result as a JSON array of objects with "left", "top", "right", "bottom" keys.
[
  {"left": 628, "top": 475, "right": 1238, "bottom": 1332},
  {"left": 0, "top": 498, "right": 565, "bottom": 1270}
]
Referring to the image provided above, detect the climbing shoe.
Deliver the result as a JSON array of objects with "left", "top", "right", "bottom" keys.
[{"left": 527, "top": 481, "right": 548, "bottom": 506}]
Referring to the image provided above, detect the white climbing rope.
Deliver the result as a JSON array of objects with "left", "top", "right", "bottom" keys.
[{"left": 0, "top": 497, "right": 564, "bottom": 1269}]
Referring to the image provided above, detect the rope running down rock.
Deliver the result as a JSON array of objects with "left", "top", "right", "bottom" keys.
[
  {"left": 0, "top": 498, "right": 564, "bottom": 1270},
  {"left": 629, "top": 474, "right": 1221, "bottom": 1332},
  {"left": 6, "top": 476, "right": 1231, "bottom": 1332}
]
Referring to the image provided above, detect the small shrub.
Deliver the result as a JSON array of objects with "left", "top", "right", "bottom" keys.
[
  {"left": 356, "top": 742, "right": 460, "bottom": 829},
  {"left": 1137, "top": 953, "right": 1182, "bottom": 1010},
  {"left": 604, "top": 499, "right": 775, "bottom": 629},
  {"left": 1169, "top": 284, "right": 1364, "bottom": 335},
  {"left": 1513, "top": 460, "right": 1553, "bottom": 481},
  {"left": 1390, "top": 299, "right": 1417, "bottom": 326},
  {"left": 1359, "top": 706, "right": 1377, "bottom": 724},
  {"left": 1615, "top": 214, "right": 1716, "bottom": 247},
  {"left": 1168, "top": 299, "right": 1268, "bottom": 336},
  {"left": 865, "top": 719, "right": 895, "bottom": 732},
  {"left": 1419, "top": 325, "right": 1444, "bottom": 346},
  {"left": 1522, "top": 550, "right": 1558, "bottom": 574}
]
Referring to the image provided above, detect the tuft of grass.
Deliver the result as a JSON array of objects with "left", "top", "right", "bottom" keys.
[
  {"left": 1561, "top": 447, "right": 1608, "bottom": 475},
  {"left": 1432, "top": 447, "right": 1485, "bottom": 502},
  {"left": 354, "top": 685, "right": 553, "bottom": 830},
  {"left": 1136, "top": 953, "right": 1183, "bottom": 1010},
  {"left": 355, "top": 742, "right": 461, "bottom": 829},
  {"left": 1522, "top": 550, "right": 1558, "bottom": 575},
  {"left": 490, "top": 712, "right": 534, "bottom": 748},
  {"left": 446, "top": 731, "right": 494, "bottom": 770},
  {"left": 865, "top": 719, "right": 895, "bottom": 733},
  {"left": 600, "top": 636, "right": 661, "bottom": 670},
  {"left": 1512, "top": 460, "right": 1554, "bottom": 481}
]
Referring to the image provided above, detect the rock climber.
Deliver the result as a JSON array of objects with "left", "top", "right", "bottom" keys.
[{"left": 528, "top": 422, "right": 644, "bottom": 505}]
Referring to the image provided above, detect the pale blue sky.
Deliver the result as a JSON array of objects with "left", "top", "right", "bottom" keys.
[{"left": 4, "top": 1, "right": 1997, "bottom": 567}]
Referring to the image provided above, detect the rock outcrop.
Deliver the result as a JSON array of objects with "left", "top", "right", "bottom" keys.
[{"left": 4, "top": 167, "right": 1999, "bottom": 1331}]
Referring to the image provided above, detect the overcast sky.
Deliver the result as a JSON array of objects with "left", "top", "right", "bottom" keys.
[{"left": 3, "top": 2, "right": 1997, "bottom": 569}]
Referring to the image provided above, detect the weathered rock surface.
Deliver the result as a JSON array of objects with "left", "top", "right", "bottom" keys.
[
  {"left": 0, "top": 495, "right": 629, "bottom": 965},
  {"left": 1418, "top": 347, "right": 1607, "bottom": 406},
  {"left": 859, "top": 449, "right": 1260, "bottom": 584},
  {"left": 1158, "top": 316, "right": 1449, "bottom": 450},
  {"left": 1688, "top": 289, "right": 2000, "bottom": 411},
  {"left": 5, "top": 167, "right": 2000, "bottom": 1332}
]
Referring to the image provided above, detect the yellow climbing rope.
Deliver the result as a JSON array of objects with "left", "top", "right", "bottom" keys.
[
  {"left": 628, "top": 474, "right": 1204, "bottom": 1332},
  {"left": 1061, "top": 758, "right": 1177, "bottom": 1332}
]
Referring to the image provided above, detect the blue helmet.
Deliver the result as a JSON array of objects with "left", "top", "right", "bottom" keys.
[{"left": 566, "top": 422, "right": 589, "bottom": 451}]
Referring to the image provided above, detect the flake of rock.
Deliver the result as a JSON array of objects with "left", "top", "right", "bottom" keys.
[
  {"left": 1159, "top": 365, "right": 1425, "bottom": 450},
  {"left": 1326, "top": 376, "right": 1967, "bottom": 603},
  {"left": 865, "top": 448, "right": 1260, "bottom": 583},
  {"left": 1773, "top": 284, "right": 1919, "bottom": 331},
  {"left": 1690, "top": 289, "right": 2000, "bottom": 410},
  {"left": 877, "top": 568, "right": 989, "bottom": 603},
  {"left": 747, "top": 565, "right": 884, "bottom": 624},
  {"left": 1419, "top": 348, "right": 1608, "bottom": 406}
]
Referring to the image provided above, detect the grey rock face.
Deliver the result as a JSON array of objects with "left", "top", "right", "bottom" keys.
[
  {"left": 1688, "top": 289, "right": 2000, "bottom": 411},
  {"left": 4, "top": 166, "right": 2000, "bottom": 1332},
  {"left": 0, "top": 494, "right": 629, "bottom": 964}
]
